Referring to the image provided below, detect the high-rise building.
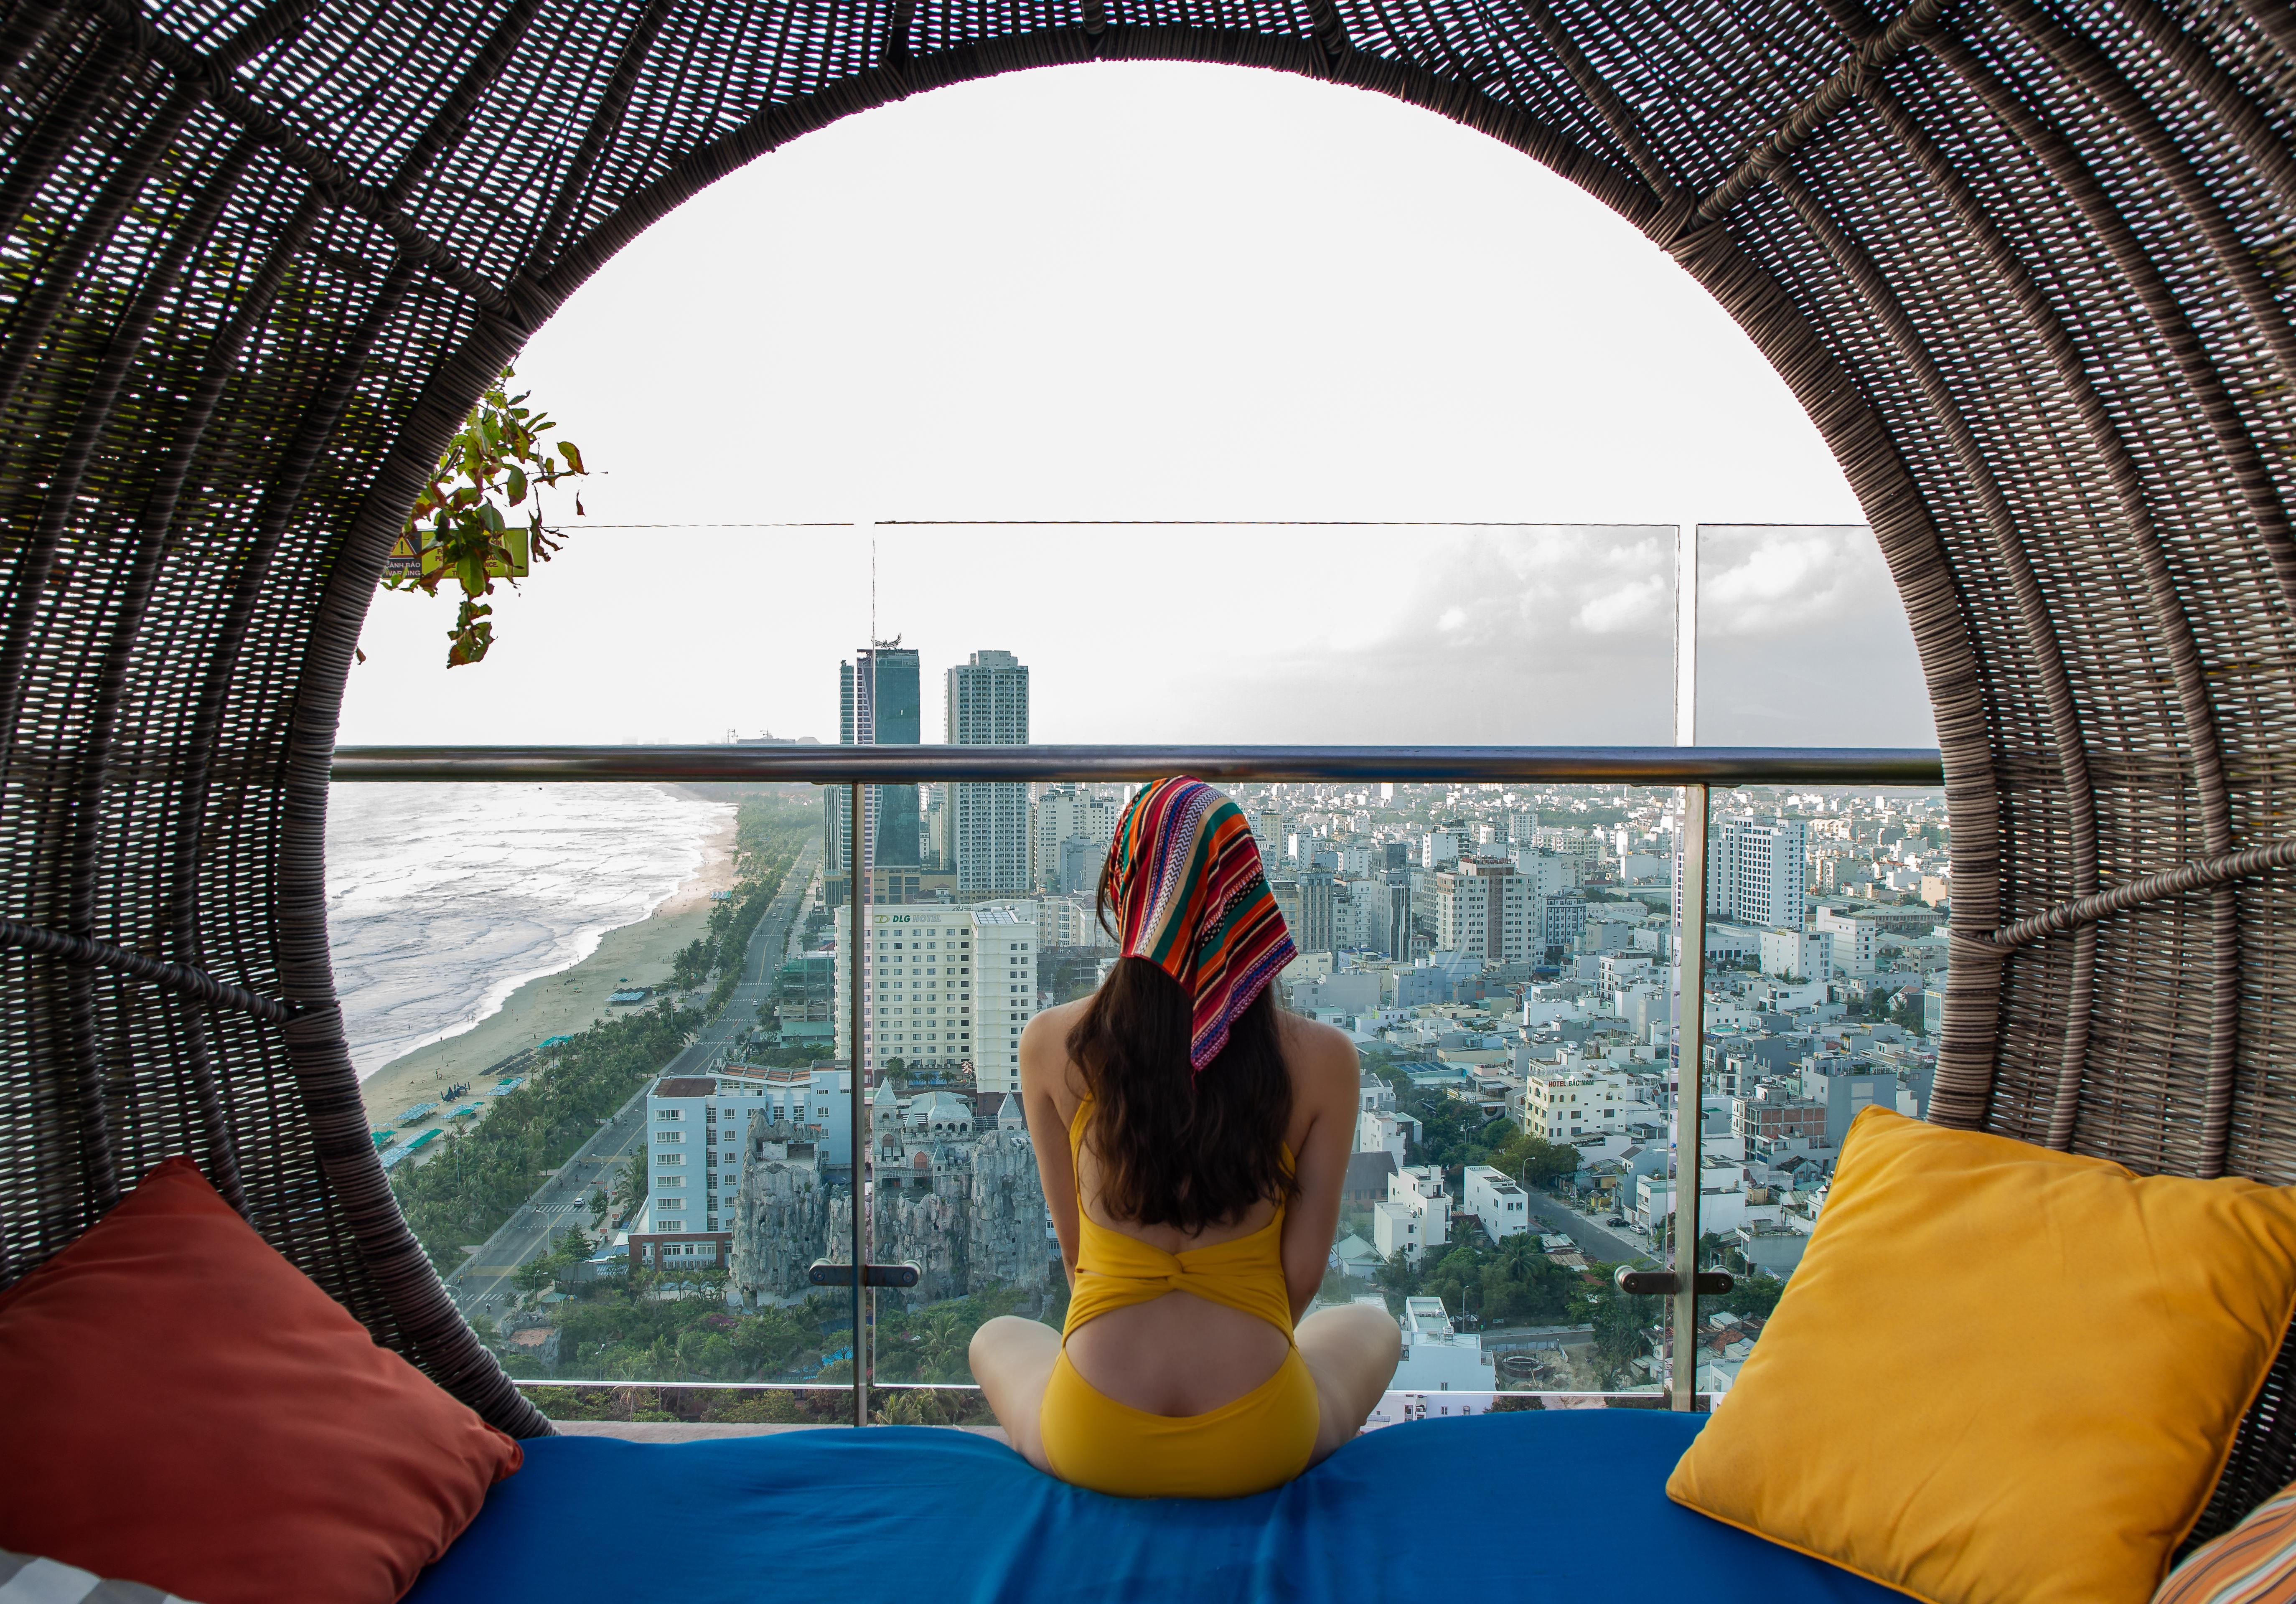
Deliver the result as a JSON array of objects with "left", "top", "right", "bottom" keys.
[
  {"left": 645, "top": 1067, "right": 852, "bottom": 1238},
  {"left": 1298, "top": 869, "right": 1335, "bottom": 954},
  {"left": 1508, "top": 842, "right": 1581, "bottom": 894},
  {"left": 826, "top": 643, "right": 921, "bottom": 903},
  {"left": 946, "top": 650, "right": 1031, "bottom": 896},
  {"left": 836, "top": 902, "right": 1038, "bottom": 1094},
  {"left": 1270, "top": 878, "right": 1302, "bottom": 943},
  {"left": 1057, "top": 837, "right": 1100, "bottom": 895},
  {"left": 1251, "top": 810, "right": 1285, "bottom": 873},
  {"left": 922, "top": 784, "right": 948, "bottom": 871},
  {"left": 1435, "top": 857, "right": 1536, "bottom": 966},
  {"left": 1378, "top": 872, "right": 1414, "bottom": 958},
  {"left": 1541, "top": 889, "right": 1585, "bottom": 957},
  {"left": 1033, "top": 784, "right": 1118, "bottom": 892},
  {"left": 1709, "top": 816, "right": 1810, "bottom": 930}
]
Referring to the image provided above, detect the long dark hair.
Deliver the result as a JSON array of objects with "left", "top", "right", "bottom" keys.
[{"left": 1065, "top": 861, "right": 1296, "bottom": 1233}]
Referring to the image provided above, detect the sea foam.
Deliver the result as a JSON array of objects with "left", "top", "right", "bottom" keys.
[{"left": 325, "top": 782, "right": 733, "bottom": 1080}]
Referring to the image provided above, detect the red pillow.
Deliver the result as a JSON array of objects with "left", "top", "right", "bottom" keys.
[{"left": 0, "top": 1155, "right": 521, "bottom": 1603}]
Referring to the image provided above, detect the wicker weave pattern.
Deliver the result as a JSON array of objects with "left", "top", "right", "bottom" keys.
[{"left": 0, "top": 0, "right": 2290, "bottom": 1524}]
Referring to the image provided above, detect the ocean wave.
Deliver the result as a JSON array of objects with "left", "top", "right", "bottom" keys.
[{"left": 325, "top": 782, "right": 734, "bottom": 1080}]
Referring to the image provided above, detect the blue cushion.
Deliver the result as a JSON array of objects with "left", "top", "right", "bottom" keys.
[{"left": 407, "top": 1410, "right": 1897, "bottom": 1603}]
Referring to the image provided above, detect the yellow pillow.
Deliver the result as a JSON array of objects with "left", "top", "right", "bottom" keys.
[{"left": 1668, "top": 1107, "right": 2296, "bottom": 1604}]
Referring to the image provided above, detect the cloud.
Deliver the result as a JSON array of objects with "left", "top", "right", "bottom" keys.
[{"left": 1696, "top": 525, "right": 1935, "bottom": 746}]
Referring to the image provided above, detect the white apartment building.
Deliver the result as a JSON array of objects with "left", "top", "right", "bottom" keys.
[
  {"left": 645, "top": 1067, "right": 851, "bottom": 1235},
  {"left": 1032, "top": 784, "right": 1118, "bottom": 893},
  {"left": 1357, "top": 1106, "right": 1422, "bottom": 1162},
  {"left": 1374, "top": 1165, "right": 1450, "bottom": 1264},
  {"left": 1760, "top": 928, "right": 1833, "bottom": 982},
  {"left": 1248, "top": 809, "right": 1287, "bottom": 873},
  {"left": 1521, "top": 1069, "right": 1651, "bottom": 1142},
  {"left": 946, "top": 651, "right": 1031, "bottom": 896},
  {"left": 1594, "top": 951, "right": 1655, "bottom": 1001},
  {"left": 1815, "top": 909, "right": 1880, "bottom": 974},
  {"left": 1434, "top": 857, "right": 1536, "bottom": 966},
  {"left": 1422, "top": 829, "right": 1460, "bottom": 870},
  {"left": 1508, "top": 843, "right": 1582, "bottom": 895},
  {"left": 1385, "top": 1295, "right": 1496, "bottom": 1392},
  {"left": 1330, "top": 881, "right": 1374, "bottom": 952},
  {"left": 1037, "top": 893, "right": 1112, "bottom": 952},
  {"left": 1706, "top": 816, "right": 1809, "bottom": 931},
  {"left": 1342, "top": 876, "right": 1411, "bottom": 959},
  {"left": 836, "top": 901, "right": 1038, "bottom": 1094},
  {"left": 1461, "top": 1164, "right": 1530, "bottom": 1244}
]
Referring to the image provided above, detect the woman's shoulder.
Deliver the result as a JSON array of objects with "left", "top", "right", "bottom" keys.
[
  {"left": 1279, "top": 1011, "right": 1360, "bottom": 1103},
  {"left": 1022, "top": 997, "right": 1091, "bottom": 1048},
  {"left": 1019, "top": 1000, "right": 1090, "bottom": 1091}
]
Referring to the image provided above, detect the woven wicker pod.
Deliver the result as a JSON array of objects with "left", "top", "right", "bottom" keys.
[{"left": 0, "top": 0, "right": 2291, "bottom": 1536}]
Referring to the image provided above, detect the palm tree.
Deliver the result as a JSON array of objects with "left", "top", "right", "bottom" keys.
[
  {"left": 908, "top": 1305, "right": 975, "bottom": 1383},
  {"left": 611, "top": 1152, "right": 646, "bottom": 1217}
]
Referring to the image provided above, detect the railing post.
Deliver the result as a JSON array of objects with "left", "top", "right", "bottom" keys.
[
  {"left": 1673, "top": 781, "right": 1708, "bottom": 1412},
  {"left": 849, "top": 777, "right": 868, "bottom": 1429}
]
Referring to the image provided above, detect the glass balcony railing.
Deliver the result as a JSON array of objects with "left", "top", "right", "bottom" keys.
[
  {"left": 333, "top": 749, "right": 1944, "bottom": 1430},
  {"left": 331, "top": 521, "right": 1946, "bottom": 1433}
]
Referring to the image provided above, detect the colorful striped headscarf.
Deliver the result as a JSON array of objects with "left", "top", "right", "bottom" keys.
[{"left": 1105, "top": 777, "right": 1298, "bottom": 1074}]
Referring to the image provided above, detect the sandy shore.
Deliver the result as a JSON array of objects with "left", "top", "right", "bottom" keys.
[{"left": 359, "top": 809, "right": 740, "bottom": 1134}]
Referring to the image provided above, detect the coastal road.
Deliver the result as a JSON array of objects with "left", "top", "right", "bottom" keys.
[
  {"left": 444, "top": 1083, "right": 650, "bottom": 1318},
  {"left": 652, "top": 835, "right": 820, "bottom": 1080},
  {"left": 442, "top": 839, "right": 821, "bottom": 1323}
]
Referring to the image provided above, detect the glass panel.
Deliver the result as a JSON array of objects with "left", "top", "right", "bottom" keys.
[
  {"left": 343, "top": 782, "right": 844, "bottom": 1402},
  {"left": 1695, "top": 523, "right": 1936, "bottom": 749},
  {"left": 1312, "top": 782, "right": 1679, "bottom": 1418},
  {"left": 1685, "top": 781, "right": 1950, "bottom": 1402},
  {"left": 1685, "top": 528, "right": 1943, "bottom": 1399},
  {"left": 337, "top": 520, "right": 1953, "bottom": 1422},
  {"left": 341, "top": 524, "right": 1677, "bottom": 747}
]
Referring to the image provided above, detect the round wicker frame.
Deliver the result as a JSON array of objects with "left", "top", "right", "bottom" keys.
[{"left": 0, "top": 0, "right": 2291, "bottom": 1534}]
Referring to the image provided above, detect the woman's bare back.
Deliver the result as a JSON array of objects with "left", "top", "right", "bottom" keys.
[{"left": 1020, "top": 999, "right": 1361, "bottom": 1417}]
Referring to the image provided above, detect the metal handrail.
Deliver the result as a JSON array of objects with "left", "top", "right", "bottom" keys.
[{"left": 331, "top": 744, "right": 1945, "bottom": 786}]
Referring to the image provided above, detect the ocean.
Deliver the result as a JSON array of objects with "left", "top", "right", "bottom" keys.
[{"left": 325, "top": 782, "right": 735, "bottom": 1080}]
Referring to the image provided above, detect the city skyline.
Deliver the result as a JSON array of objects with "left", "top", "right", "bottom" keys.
[{"left": 343, "top": 522, "right": 1935, "bottom": 751}]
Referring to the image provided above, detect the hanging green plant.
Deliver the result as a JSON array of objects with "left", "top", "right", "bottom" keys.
[{"left": 381, "top": 365, "right": 589, "bottom": 666}]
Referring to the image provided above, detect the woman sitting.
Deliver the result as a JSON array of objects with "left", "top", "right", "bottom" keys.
[{"left": 970, "top": 777, "right": 1402, "bottom": 1499}]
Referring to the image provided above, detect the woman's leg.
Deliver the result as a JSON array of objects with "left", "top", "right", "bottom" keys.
[
  {"left": 1296, "top": 1302, "right": 1402, "bottom": 1465},
  {"left": 969, "top": 1315, "right": 1063, "bottom": 1471}
]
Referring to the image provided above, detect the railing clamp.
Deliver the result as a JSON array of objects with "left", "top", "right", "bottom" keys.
[
  {"left": 808, "top": 1259, "right": 921, "bottom": 1289},
  {"left": 1615, "top": 1266, "right": 1734, "bottom": 1297}
]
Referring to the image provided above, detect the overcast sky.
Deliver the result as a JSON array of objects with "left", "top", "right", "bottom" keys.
[{"left": 341, "top": 62, "right": 1931, "bottom": 750}]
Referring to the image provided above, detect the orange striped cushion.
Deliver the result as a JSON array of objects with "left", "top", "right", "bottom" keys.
[{"left": 2157, "top": 1485, "right": 2296, "bottom": 1604}]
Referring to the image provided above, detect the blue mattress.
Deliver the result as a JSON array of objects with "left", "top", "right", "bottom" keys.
[{"left": 407, "top": 1410, "right": 1897, "bottom": 1603}]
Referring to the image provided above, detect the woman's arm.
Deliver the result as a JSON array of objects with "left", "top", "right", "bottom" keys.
[
  {"left": 1281, "top": 1020, "right": 1361, "bottom": 1323},
  {"left": 1019, "top": 1010, "right": 1080, "bottom": 1288}
]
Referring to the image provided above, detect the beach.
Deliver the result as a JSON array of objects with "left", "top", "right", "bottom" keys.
[{"left": 340, "top": 787, "right": 739, "bottom": 1134}]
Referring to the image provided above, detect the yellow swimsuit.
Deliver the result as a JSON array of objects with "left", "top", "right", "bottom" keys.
[{"left": 1037, "top": 1096, "right": 1322, "bottom": 1499}]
